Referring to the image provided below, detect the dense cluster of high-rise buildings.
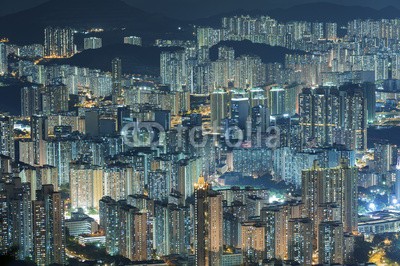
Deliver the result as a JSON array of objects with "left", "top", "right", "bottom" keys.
[
  {"left": 0, "top": 9, "right": 400, "bottom": 266},
  {"left": 160, "top": 46, "right": 267, "bottom": 93},
  {"left": 158, "top": 16, "right": 400, "bottom": 90},
  {"left": 44, "top": 27, "right": 75, "bottom": 58}
]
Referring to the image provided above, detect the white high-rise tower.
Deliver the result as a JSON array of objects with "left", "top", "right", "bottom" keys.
[{"left": 395, "top": 157, "right": 400, "bottom": 201}]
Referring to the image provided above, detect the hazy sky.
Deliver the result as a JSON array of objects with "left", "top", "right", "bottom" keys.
[{"left": 1, "top": 0, "right": 398, "bottom": 19}]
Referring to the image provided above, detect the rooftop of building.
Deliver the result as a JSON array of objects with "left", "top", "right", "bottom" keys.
[{"left": 359, "top": 210, "right": 400, "bottom": 226}]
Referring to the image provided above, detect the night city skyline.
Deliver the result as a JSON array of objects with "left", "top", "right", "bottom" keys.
[{"left": 1, "top": 0, "right": 400, "bottom": 265}]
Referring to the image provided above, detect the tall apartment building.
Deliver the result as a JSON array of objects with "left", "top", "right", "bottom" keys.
[
  {"left": 44, "top": 27, "right": 74, "bottom": 58},
  {"left": 194, "top": 176, "right": 223, "bottom": 266},
  {"left": 32, "top": 184, "right": 65, "bottom": 265}
]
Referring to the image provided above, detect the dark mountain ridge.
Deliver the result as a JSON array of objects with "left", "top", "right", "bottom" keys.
[
  {"left": 0, "top": 0, "right": 183, "bottom": 44},
  {"left": 41, "top": 44, "right": 184, "bottom": 76},
  {"left": 1, "top": 1, "right": 400, "bottom": 45},
  {"left": 42, "top": 40, "right": 304, "bottom": 76}
]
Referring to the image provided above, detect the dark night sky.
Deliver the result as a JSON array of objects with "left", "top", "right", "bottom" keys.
[{"left": 1, "top": 0, "right": 400, "bottom": 19}]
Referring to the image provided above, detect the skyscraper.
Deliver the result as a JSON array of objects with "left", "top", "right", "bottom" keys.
[
  {"left": 362, "top": 82, "right": 376, "bottom": 123},
  {"left": 318, "top": 221, "right": 344, "bottom": 264},
  {"left": 338, "top": 159, "right": 358, "bottom": 234},
  {"left": 117, "top": 106, "right": 132, "bottom": 132},
  {"left": 197, "top": 27, "right": 221, "bottom": 49},
  {"left": 194, "top": 176, "right": 211, "bottom": 266},
  {"left": 212, "top": 46, "right": 235, "bottom": 87},
  {"left": 210, "top": 89, "right": 229, "bottom": 133},
  {"left": 0, "top": 115, "right": 15, "bottom": 160},
  {"left": 287, "top": 218, "right": 313, "bottom": 265},
  {"left": 36, "top": 165, "right": 59, "bottom": 193},
  {"left": 118, "top": 202, "right": 148, "bottom": 261},
  {"left": 32, "top": 184, "right": 65, "bottom": 265},
  {"left": 302, "top": 159, "right": 358, "bottom": 234},
  {"left": 339, "top": 84, "right": 367, "bottom": 152},
  {"left": 251, "top": 105, "right": 270, "bottom": 133},
  {"left": 325, "top": 22, "right": 338, "bottom": 40},
  {"left": 301, "top": 158, "right": 357, "bottom": 263},
  {"left": 21, "top": 85, "right": 42, "bottom": 117},
  {"left": 31, "top": 115, "right": 47, "bottom": 166},
  {"left": 103, "top": 163, "right": 139, "bottom": 200},
  {"left": 261, "top": 206, "right": 280, "bottom": 260},
  {"left": 396, "top": 158, "right": 400, "bottom": 201},
  {"left": 83, "top": 37, "right": 102, "bottom": 50},
  {"left": 194, "top": 176, "right": 223, "bottom": 266},
  {"left": 374, "top": 141, "right": 397, "bottom": 186},
  {"left": 234, "top": 55, "right": 266, "bottom": 89},
  {"left": 230, "top": 88, "right": 249, "bottom": 131},
  {"left": 99, "top": 197, "right": 150, "bottom": 261},
  {"left": 99, "top": 196, "right": 119, "bottom": 255},
  {"left": 160, "top": 50, "right": 186, "bottom": 91},
  {"left": 111, "top": 57, "right": 123, "bottom": 104},
  {"left": 70, "top": 162, "right": 103, "bottom": 210},
  {"left": 312, "top": 22, "right": 324, "bottom": 41},
  {"left": 299, "top": 85, "right": 367, "bottom": 152},
  {"left": 46, "top": 139, "right": 73, "bottom": 185},
  {"left": 0, "top": 42, "right": 7, "bottom": 75},
  {"left": 240, "top": 222, "right": 265, "bottom": 264},
  {"left": 41, "top": 84, "right": 69, "bottom": 115},
  {"left": 0, "top": 178, "right": 32, "bottom": 260},
  {"left": 124, "top": 36, "right": 142, "bottom": 46},
  {"left": 269, "top": 86, "right": 286, "bottom": 116},
  {"left": 299, "top": 87, "right": 340, "bottom": 149},
  {"left": 261, "top": 201, "right": 303, "bottom": 261},
  {"left": 44, "top": 27, "right": 74, "bottom": 58},
  {"left": 153, "top": 202, "right": 185, "bottom": 256}
]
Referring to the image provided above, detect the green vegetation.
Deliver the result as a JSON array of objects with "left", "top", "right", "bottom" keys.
[
  {"left": 59, "top": 183, "right": 70, "bottom": 200},
  {"left": 353, "top": 236, "right": 374, "bottom": 263},
  {"left": 88, "top": 207, "right": 98, "bottom": 215}
]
